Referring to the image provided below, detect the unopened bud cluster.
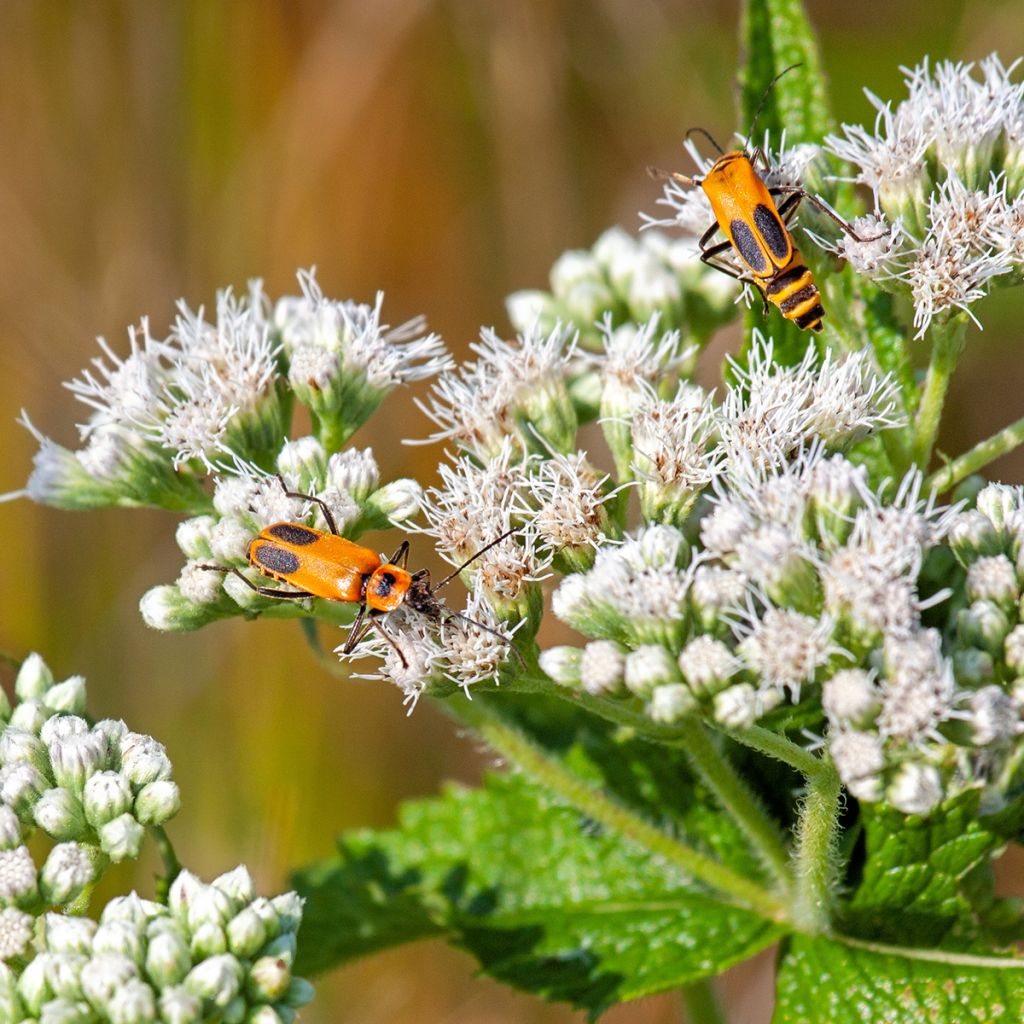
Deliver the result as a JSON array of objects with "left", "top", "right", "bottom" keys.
[
  {"left": 0, "top": 654, "right": 179, "bottom": 914},
  {"left": 1, "top": 868, "right": 312, "bottom": 1024},
  {"left": 506, "top": 226, "right": 738, "bottom": 353}
]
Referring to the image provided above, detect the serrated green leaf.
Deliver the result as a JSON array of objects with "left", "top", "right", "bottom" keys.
[
  {"left": 294, "top": 771, "right": 783, "bottom": 1018},
  {"left": 842, "top": 789, "right": 1024, "bottom": 947},
  {"left": 773, "top": 934, "right": 1024, "bottom": 1024}
]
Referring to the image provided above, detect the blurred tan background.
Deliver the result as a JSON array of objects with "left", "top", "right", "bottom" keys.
[{"left": 1, "top": 2, "right": 1023, "bottom": 1021}]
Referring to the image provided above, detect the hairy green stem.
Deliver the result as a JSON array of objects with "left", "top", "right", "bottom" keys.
[
  {"left": 449, "top": 697, "right": 788, "bottom": 922},
  {"left": 681, "top": 977, "right": 726, "bottom": 1024},
  {"left": 926, "top": 412, "right": 1024, "bottom": 493},
  {"left": 912, "top": 320, "right": 967, "bottom": 469},
  {"left": 674, "top": 718, "right": 792, "bottom": 897},
  {"left": 790, "top": 758, "right": 842, "bottom": 934},
  {"left": 722, "top": 724, "right": 823, "bottom": 778}
]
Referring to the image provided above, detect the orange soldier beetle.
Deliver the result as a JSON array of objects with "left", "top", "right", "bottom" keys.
[
  {"left": 650, "top": 65, "right": 880, "bottom": 333},
  {"left": 199, "top": 476, "right": 520, "bottom": 668}
]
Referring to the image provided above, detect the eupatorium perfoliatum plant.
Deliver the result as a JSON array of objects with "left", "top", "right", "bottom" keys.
[{"left": 8, "top": 0, "right": 1024, "bottom": 1020}]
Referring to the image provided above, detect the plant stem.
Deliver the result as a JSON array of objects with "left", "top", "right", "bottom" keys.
[
  {"left": 911, "top": 320, "right": 967, "bottom": 469},
  {"left": 790, "top": 758, "right": 842, "bottom": 934},
  {"left": 926, "top": 412, "right": 1024, "bottom": 493},
  {"left": 681, "top": 977, "right": 726, "bottom": 1024},
  {"left": 450, "top": 697, "right": 788, "bottom": 923},
  {"left": 721, "top": 724, "right": 823, "bottom": 778},
  {"left": 674, "top": 718, "right": 792, "bottom": 897},
  {"left": 152, "top": 826, "right": 182, "bottom": 903}
]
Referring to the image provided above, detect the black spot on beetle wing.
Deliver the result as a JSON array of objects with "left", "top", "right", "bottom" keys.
[
  {"left": 253, "top": 543, "right": 301, "bottom": 576},
  {"left": 729, "top": 219, "right": 769, "bottom": 274},
  {"left": 267, "top": 523, "right": 319, "bottom": 545},
  {"left": 753, "top": 204, "right": 791, "bottom": 263}
]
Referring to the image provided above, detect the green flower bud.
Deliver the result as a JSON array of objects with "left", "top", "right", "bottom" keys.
[
  {"left": 579, "top": 640, "right": 627, "bottom": 697},
  {"left": 83, "top": 772, "right": 134, "bottom": 828},
  {"left": 948, "top": 510, "right": 1003, "bottom": 566},
  {"left": 647, "top": 683, "right": 696, "bottom": 723},
  {"left": 33, "top": 787, "right": 88, "bottom": 841},
  {"left": 0, "top": 762, "right": 49, "bottom": 816},
  {"left": 0, "top": 727, "right": 51, "bottom": 776},
  {"left": 97, "top": 814, "right": 145, "bottom": 863},
  {"left": 184, "top": 954, "right": 242, "bottom": 1008},
  {"left": 40, "top": 843, "right": 97, "bottom": 905},
  {"left": 226, "top": 907, "right": 269, "bottom": 960},
  {"left": 190, "top": 923, "right": 228, "bottom": 960},
  {"left": 886, "top": 762, "right": 943, "bottom": 817},
  {"left": 106, "top": 978, "right": 156, "bottom": 1024},
  {"left": 49, "top": 733, "right": 108, "bottom": 793},
  {"left": 9, "top": 699, "right": 52, "bottom": 734},
  {"left": 954, "top": 647, "right": 995, "bottom": 685},
  {"left": 247, "top": 955, "right": 292, "bottom": 1003},
  {"left": 134, "top": 780, "right": 181, "bottom": 826},
  {"left": 958, "top": 600, "right": 1012, "bottom": 655},
  {"left": 143, "top": 930, "right": 191, "bottom": 989},
  {"left": 158, "top": 986, "right": 203, "bottom": 1024},
  {"left": 276, "top": 437, "right": 328, "bottom": 494},
  {"left": 624, "top": 645, "right": 679, "bottom": 699},
  {"left": 41, "top": 914, "right": 97, "bottom": 956},
  {"left": 44, "top": 677, "right": 88, "bottom": 716},
  {"left": 78, "top": 953, "right": 137, "bottom": 1010},
  {"left": 0, "top": 807, "right": 21, "bottom": 851},
  {"left": 538, "top": 646, "right": 582, "bottom": 689},
  {"left": 15, "top": 653, "right": 54, "bottom": 701}
]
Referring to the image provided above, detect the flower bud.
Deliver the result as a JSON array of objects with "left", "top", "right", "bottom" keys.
[
  {"left": 175, "top": 515, "right": 216, "bottom": 561},
  {"left": 947, "top": 510, "right": 1002, "bottom": 566},
  {"left": 40, "top": 843, "right": 97, "bottom": 905},
  {"left": 969, "top": 685, "right": 1021, "bottom": 745},
  {"left": 134, "top": 780, "right": 181, "bottom": 826},
  {"left": 98, "top": 814, "right": 145, "bottom": 862},
  {"left": 887, "top": 762, "right": 943, "bottom": 817},
  {"left": 83, "top": 771, "right": 134, "bottom": 828},
  {"left": 966, "top": 555, "right": 1019, "bottom": 608},
  {"left": 0, "top": 762, "right": 48, "bottom": 816},
  {"left": 9, "top": 699, "right": 51, "bottom": 734},
  {"left": 647, "top": 684, "right": 696, "bottom": 724},
  {"left": 227, "top": 907, "right": 269, "bottom": 959},
  {"left": 15, "top": 653, "right": 53, "bottom": 701},
  {"left": 830, "top": 730, "right": 885, "bottom": 803},
  {"left": 119, "top": 734, "right": 172, "bottom": 787},
  {"left": 247, "top": 954, "right": 292, "bottom": 1002},
  {"left": 677, "top": 636, "right": 734, "bottom": 698},
  {"left": 952, "top": 647, "right": 994, "bottom": 685},
  {"left": 580, "top": 640, "right": 627, "bottom": 696},
  {"left": 17, "top": 953, "right": 51, "bottom": 1014},
  {"left": 44, "top": 677, "right": 88, "bottom": 716},
  {"left": 33, "top": 787, "right": 88, "bottom": 841},
  {"left": 108, "top": 978, "right": 156, "bottom": 1024},
  {"left": 822, "top": 669, "right": 880, "bottom": 728},
  {"left": 713, "top": 683, "right": 766, "bottom": 730},
  {"left": 0, "top": 807, "right": 23, "bottom": 851},
  {"left": 976, "top": 483, "right": 1022, "bottom": 533},
  {"left": 0, "top": 727, "right": 50, "bottom": 775},
  {"left": 78, "top": 953, "right": 138, "bottom": 1010},
  {"left": 624, "top": 645, "right": 678, "bottom": 699},
  {"left": 276, "top": 437, "right": 328, "bottom": 494},
  {"left": 538, "top": 647, "right": 582, "bottom": 688},
  {"left": 49, "top": 732, "right": 107, "bottom": 793},
  {"left": 957, "top": 600, "right": 1011, "bottom": 655},
  {"left": 1004, "top": 624, "right": 1024, "bottom": 674},
  {"left": 191, "top": 922, "right": 228, "bottom": 959},
  {"left": 42, "top": 913, "right": 97, "bottom": 956},
  {"left": 0, "top": 846, "right": 38, "bottom": 907},
  {"left": 158, "top": 986, "right": 203, "bottom": 1024},
  {"left": 184, "top": 954, "right": 243, "bottom": 1007}
]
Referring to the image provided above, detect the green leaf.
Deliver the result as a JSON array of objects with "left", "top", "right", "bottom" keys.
[
  {"left": 842, "top": 789, "right": 1024, "bottom": 948},
  {"left": 294, "top": 771, "right": 783, "bottom": 1018},
  {"left": 739, "top": 0, "right": 833, "bottom": 147},
  {"left": 773, "top": 934, "right": 1024, "bottom": 1024}
]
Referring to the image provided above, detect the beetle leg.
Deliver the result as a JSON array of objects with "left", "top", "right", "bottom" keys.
[
  {"left": 340, "top": 604, "right": 370, "bottom": 653},
  {"left": 197, "top": 564, "right": 314, "bottom": 600},
  {"left": 774, "top": 191, "right": 803, "bottom": 224},
  {"left": 769, "top": 186, "right": 886, "bottom": 241},
  {"left": 700, "top": 240, "right": 757, "bottom": 283},
  {"left": 697, "top": 219, "right": 721, "bottom": 250},
  {"left": 388, "top": 540, "right": 411, "bottom": 568},
  {"left": 274, "top": 474, "right": 340, "bottom": 536},
  {"left": 367, "top": 616, "right": 409, "bottom": 669}
]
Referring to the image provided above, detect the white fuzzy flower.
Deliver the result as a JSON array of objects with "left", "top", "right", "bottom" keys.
[
  {"left": 887, "top": 761, "right": 943, "bottom": 816},
  {"left": 0, "top": 906, "right": 33, "bottom": 960},
  {"left": 830, "top": 730, "right": 886, "bottom": 801},
  {"left": 736, "top": 606, "right": 838, "bottom": 700},
  {"left": 877, "top": 630, "right": 957, "bottom": 743}
]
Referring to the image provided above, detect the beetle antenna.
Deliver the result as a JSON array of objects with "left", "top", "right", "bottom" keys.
[
  {"left": 431, "top": 528, "right": 519, "bottom": 593},
  {"left": 745, "top": 62, "right": 802, "bottom": 152},
  {"left": 646, "top": 165, "right": 698, "bottom": 188},
  {"left": 684, "top": 126, "right": 724, "bottom": 155}
]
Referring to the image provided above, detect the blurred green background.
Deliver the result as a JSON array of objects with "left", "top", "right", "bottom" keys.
[{"left": 1, "top": 2, "right": 1023, "bottom": 1021}]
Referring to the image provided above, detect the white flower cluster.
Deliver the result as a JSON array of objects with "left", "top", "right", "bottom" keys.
[
  {"left": 542, "top": 442, "right": 1024, "bottom": 817},
  {"left": 826, "top": 55, "right": 1024, "bottom": 336},
  {"left": 1, "top": 869, "right": 312, "bottom": 1023},
  {"left": 141, "top": 436, "right": 422, "bottom": 633},
  {"left": 14, "top": 270, "right": 447, "bottom": 513},
  {"left": 0, "top": 654, "right": 179, "bottom": 917},
  {"left": 506, "top": 225, "right": 738, "bottom": 353}
]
